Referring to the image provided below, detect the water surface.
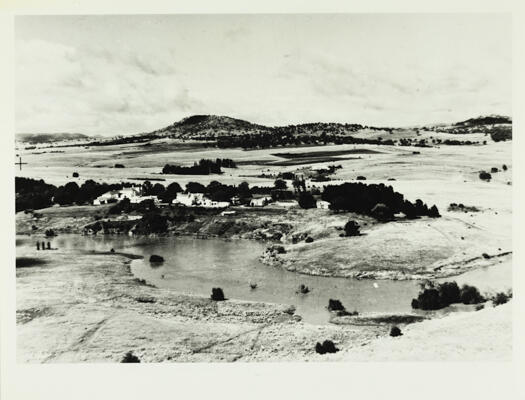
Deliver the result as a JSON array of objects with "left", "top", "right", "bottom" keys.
[{"left": 16, "top": 234, "right": 511, "bottom": 324}]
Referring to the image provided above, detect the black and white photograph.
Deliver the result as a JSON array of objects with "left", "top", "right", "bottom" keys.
[
  {"left": 11, "top": 12, "right": 515, "bottom": 361},
  {"left": 2, "top": 2, "right": 525, "bottom": 399}
]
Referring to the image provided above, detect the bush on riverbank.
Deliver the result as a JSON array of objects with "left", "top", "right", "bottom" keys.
[
  {"left": 491, "top": 290, "right": 512, "bottom": 306},
  {"left": 460, "top": 284, "right": 485, "bottom": 305},
  {"left": 322, "top": 182, "right": 439, "bottom": 220},
  {"left": 411, "top": 281, "right": 485, "bottom": 310}
]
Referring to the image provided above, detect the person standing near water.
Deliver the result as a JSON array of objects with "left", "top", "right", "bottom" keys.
[
  {"left": 36, "top": 242, "right": 40, "bottom": 250},
  {"left": 47, "top": 242, "right": 51, "bottom": 250}
]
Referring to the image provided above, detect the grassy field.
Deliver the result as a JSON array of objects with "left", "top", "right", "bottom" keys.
[
  {"left": 15, "top": 139, "right": 513, "bottom": 361},
  {"left": 16, "top": 140, "right": 512, "bottom": 280}
]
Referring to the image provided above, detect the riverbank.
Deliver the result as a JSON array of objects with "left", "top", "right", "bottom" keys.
[
  {"left": 16, "top": 198, "right": 511, "bottom": 281},
  {"left": 16, "top": 246, "right": 512, "bottom": 362},
  {"left": 16, "top": 247, "right": 385, "bottom": 362}
]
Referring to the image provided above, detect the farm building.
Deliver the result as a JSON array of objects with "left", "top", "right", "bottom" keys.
[
  {"left": 93, "top": 187, "right": 159, "bottom": 205},
  {"left": 249, "top": 196, "right": 272, "bottom": 207},
  {"left": 316, "top": 200, "right": 331, "bottom": 209},
  {"left": 172, "top": 193, "right": 229, "bottom": 208}
]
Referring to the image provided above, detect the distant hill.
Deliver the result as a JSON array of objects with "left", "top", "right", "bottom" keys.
[
  {"left": 150, "top": 114, "right": 373, "bottom": 140},
  {"left": 16, "top": 133, "right": 93, "bottom": 144},
  {"left": 151, "top": 114, "right": 272, "bottom": 138},
  {"left": 421, "top": 115, "right": 512, "bottom": 141},
  {"left": 74, "top": 113, "right": 513, "bottom": 148},
  {"left": 454, "top": 115, "right": 511, "bottom": 127}
]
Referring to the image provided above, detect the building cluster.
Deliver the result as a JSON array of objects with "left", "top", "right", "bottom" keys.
[
  {"left": 93, "top": 187, "right": 158, "bottom": 205},
  {"left": 92, "top": 185, "right": 331, "bottom": 210}
]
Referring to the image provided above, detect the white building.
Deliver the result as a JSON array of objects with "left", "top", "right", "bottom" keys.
[
  {"left": 93, "top": 187, "right": 159, "bottom": 205},
  {"left": 172, "top": 192, "right": 229, "bottom": 208},
  {"left": 249, "top": 196, "right": 272, "bottom": 207},
  {"left": 316, "top": 200, "right": 331, "bottom": 209}
]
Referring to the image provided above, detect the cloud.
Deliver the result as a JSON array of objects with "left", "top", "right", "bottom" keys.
[{"left": 15, "top": 39, "right": 201, "bottom": 134}]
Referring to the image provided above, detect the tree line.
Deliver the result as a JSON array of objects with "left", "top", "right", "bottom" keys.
[
  {"left": 17, "top": 177, "right": 440, "bottom": 222},
  {"left": 162, "top": 158, "right": 236, "bottom": 175}
]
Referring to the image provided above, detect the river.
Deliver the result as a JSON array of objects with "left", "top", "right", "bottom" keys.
[{"left": 16, "top": 234, "right": 512, "bottom": 324}]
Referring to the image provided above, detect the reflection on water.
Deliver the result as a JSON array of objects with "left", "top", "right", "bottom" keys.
[{"left": 16, "top": 234, "right": 511, "bottom": 325}]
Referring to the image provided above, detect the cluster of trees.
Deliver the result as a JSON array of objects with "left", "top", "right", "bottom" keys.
[
  {"left": 140, "top": 181, "right": 183, "bottom": 203},
  {"left": 490, "top": 125, "right": 512, "bottom": 142},
  {"left": 15, "top": 177, "right": 132, "bottom": 211},
  {"left": 182, "top": 180, "right": 289, "bottom": 203},
  {"left": 15, "top": 177, "right": 57, "bottom": 212},
  {"left": 411, "top": 281, "right": 485, "bottom": 310},
  {"left": 162, "top": 158, "right": 236, "bottom": 175},
  {"left": 321, "top": 182, "right": 440, "bottom": 219},
  {"left": 53, "top": 180, "right": 129, "bottom": 206},
  {"left": 216, "top": 133, "right": 394, "bottom": 149}
]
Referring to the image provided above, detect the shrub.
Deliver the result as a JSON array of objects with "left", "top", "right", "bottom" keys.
[
  {"left": 305, "top": 236, "right": 314, "bottom": 243},
  {"left": 315, "top": 340, "right": 339, "bottom": 354},
  {"left": 502, "top": 164, "right": 508, "bottom": 171},
  {"left": 211, "top": 287, "right": 225, "bottom": 301},
  {"left": 414, "top": 288, "right": 442, "bottom": 310},
  {"left": 121, "top": 351, "right": 140, "bottom": 363},
  {"left": 44, "top": 229, "right": 56, "bottom": 237},
  {"left": 437, "top": 281, "right": 461, "bottom": 305},
  {"left": 114, "top": 164, "right": 125, "bottom": 168},
  {"left": 390, "top": 326, "right": 402, "bottom": 337},
  {"left": 411, "top": 281, "right": 484, "bottom": 310},
  {"left": 492, "top": 290, "right": 512, "bottom": 306},
  {"left": 328, "top": 299, "right": 345, "bottom": 312},
  {"left": 491, "top": 167, "right": 499, "bottom": 173},
  {"left": 298, "top": 192, "right": 317, "bottom": 209},
  {"left": 356, "top": 176, "right": 366, "bottom": 180},
  {"left": 298, "top": 284, "right": 310, "bottom": 294},
  {"left": 149, "top": 254, "right": 164, "bottom": 263},
  {"left": 72, "top": 172, "right": 79, "bottom": 178},
  {"left": 459, "top": 284, "right": 485, "bottom": 305},
  {"left": 344, "top": 220, "right": 360, "bottom": 237},
  {"left": 428, "top": 205, "right": 441, "bottom": 218},
  {"left": 479, "top": 171, "right": 492, "bottom": 181}
]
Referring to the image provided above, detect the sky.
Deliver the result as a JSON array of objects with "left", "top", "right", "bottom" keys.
[{"left": 15, "top": 14, "right": 511, "bottom": 135}]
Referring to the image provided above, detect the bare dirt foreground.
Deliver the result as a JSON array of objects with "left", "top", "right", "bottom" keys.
[{"left": 16, "top": 247, "right": 511, "bottom": 362}]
